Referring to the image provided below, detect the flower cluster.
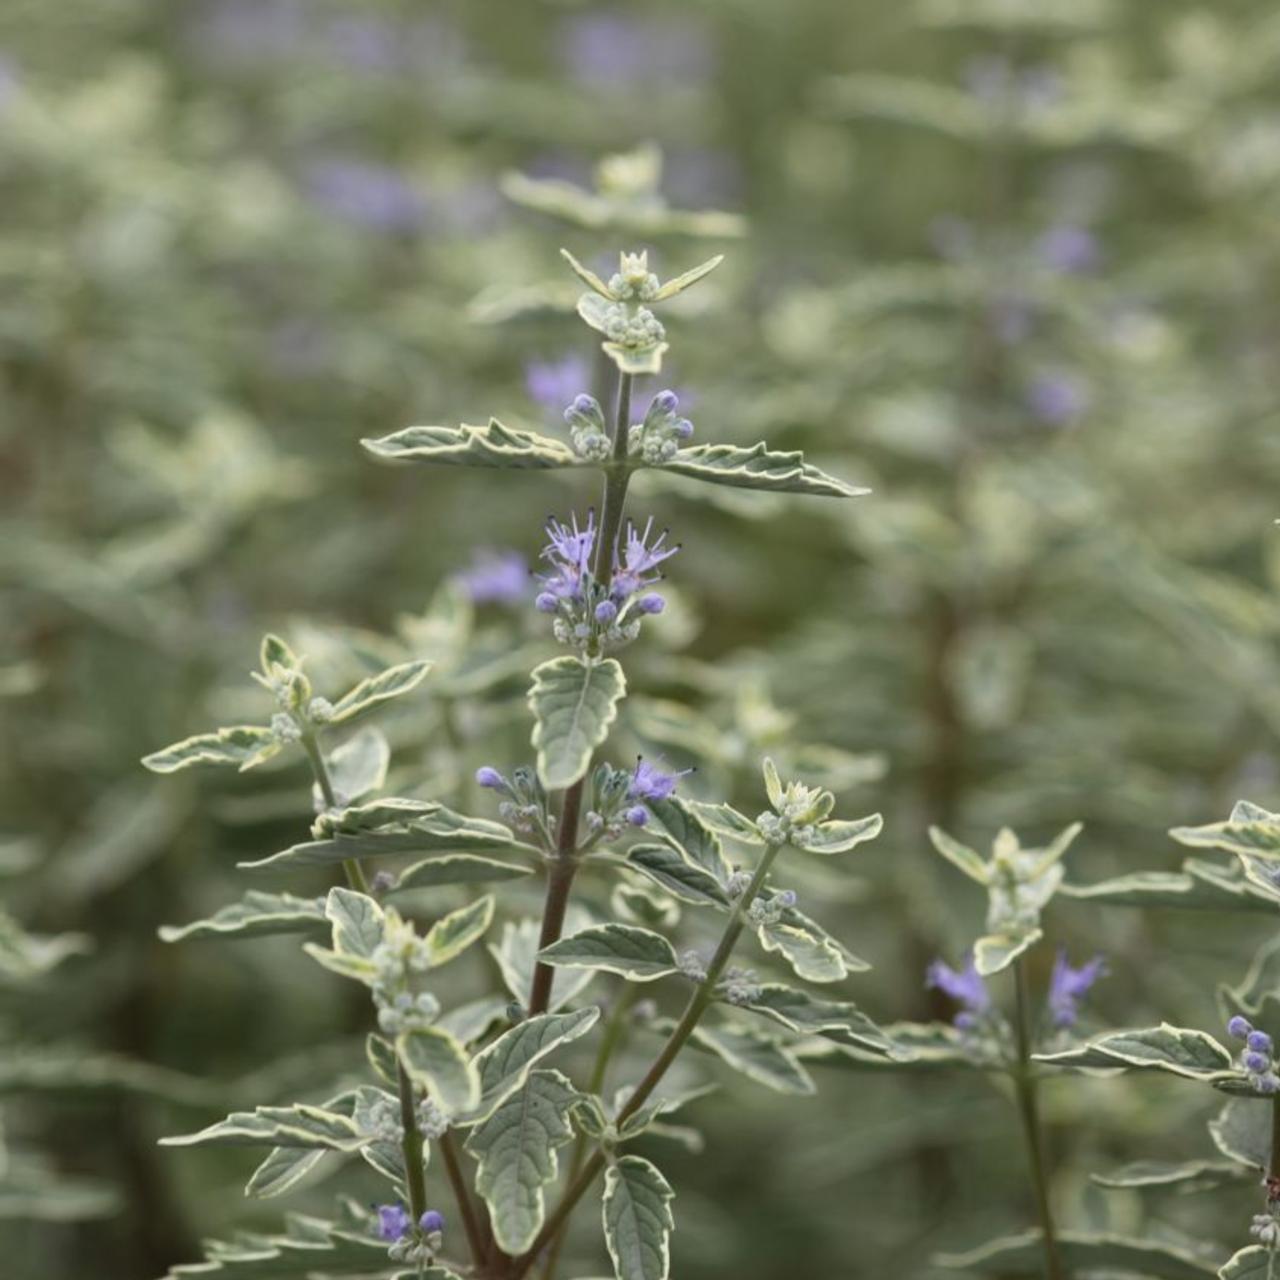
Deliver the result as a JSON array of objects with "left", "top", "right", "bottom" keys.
[
  {"left": 1228, "top": 1017, "right": 1280, "bottom": 1093},
  {"left": 535, "top": 512, "right": 677, "bottom": 654},
  {"left": 1047, "top": 951, "right": 1106, "bottom": 1029},
  {"left": 370, "top": 910, "right": 440, "bottom": 1034},
  {"left": 476, "top": 764, "right": 552, "bottom": 842},
  {"left": 927, "top": 955, "right": 994, "bottom": 1034},
  {"left": 375, "top": 1203, "right": 445, "bottom": 1264},
  {"left": 253, "top": 640, "right": 333, "bottom": 745},
  {"left": 745, "top": 888, "right": 797, "bottom": 926},
  {"left": 628, "top": 389, "right": 694, "bottom": 463}
]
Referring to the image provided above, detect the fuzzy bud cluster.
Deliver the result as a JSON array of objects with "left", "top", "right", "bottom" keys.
[
  {"left": 1228, "top": 1017, "right": 1280, "bottom": 1093},
  {"left": 608, "top": 251, "right": 662, "bottom": 301},
  {"left": 563, "top": 394, "right": 612, "bottom": 461},
  {"left": 721, "top": 967, "right": 762, "bottom": 1006},
  {"left": 1252, "top": 1212, "right": 1280, "bottom": 1245},
  {"left": 476, "top": 764, "right": 552, "bottom": 839},
  {"left": 363, "top": 1094, "right": 404, "bottom": 1143},
  {"left": 678, "top": 949, "right": 708, "bottom": 982},
  {"left": 601, "top": 301, "right": 666, "bottom": 353},
  {"left": 417, "top": 1098, "right": 450, "bottom": 1141},
  {"left": 369, "top": 910, "right": 440, "bottom": 1033},
  {"left": 746, "top": 889, "right": 797, "bottom": 927},
  {"left": 628, "top": 389, "right": 694, "bottom": 464}
]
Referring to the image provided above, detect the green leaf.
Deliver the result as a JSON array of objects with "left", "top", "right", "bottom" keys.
[
  {"left": 366, "top": 1034, "right": 398, "bottom": 1087},
  {"left": 160, "top": 1104, "right": 364, "bottom": 1151},
  {"left": 681, "top": 800, "right": 764, "bottom": 846},
  {"left": 739, "top": 984, "right": 904, "bottom": 1059},
  {"left": 491, "top": 915, "right": 597, "bottom": 1013},
  {"left": 397, "top": 1026, "right": 480, "bottom": 1115},
  {"left": 660, "top": 443, "right": 866, "bottom": 499},
  {"left": 647, "top": 797, "right": 731, "bottom": 880},
  {"left": 602, "top": 1155, "right": 675, "bottom": 1280},
  {"left": 1171, "top": 804, "right": 1280, "bottom": 860},
  {"left": 141, "top": 725, "right": 278, "bottom": 774},
  {"left": 973, "top": 926, "right": 1041, "bottom": 977},
  {"left": 1091, "top": 1158, "right": 1243, "bottom": 1190},
  {"left": 601, "top": 339, "right": 670, "bottom": 376},
  {"left": 559, "top": 247, "right": 612, "bottom": 297},
  {"left": 797, "top": 813, "right": 883, "bottom": 854},
  {"left": 327, "top": 659, "right": 431, "bottom": 726},
  {"left": 322, "top": 727, "right": 390, "bottom": 804},
  {"left": 362, "top": 420, "right": 579, "bottom": 470},
  {"left": 244, "top": 1146, "right": 329, "bottom": 1199},
  {"left": 437, "top": 996, "right": 510, "bottom": 1047},
  {"left": 325, "top": 887, "right": 385, "bottom": 959},
  {"left": 391, "top": 855, "right": 532, "bottom": 893},
  {"left": 424, "top": 895, "right": 495, "bottom": 967},
  {"left": 1220, "top": 1246, "right": 1276, "bottom": 1280},
  {"left": 1060, "top": 865, "right": 1280, "bottom": 912},
  {"left": 756, "top": 906, "right": 869, "bottom": 983},
  {"left": 465, "top": 1069, "right": 582, "bottom": 1254},
  {"left": 652, "top": 254, "right": 724, "bottom": 300},
  {"left": 241, "top": 805, "right": 524, "bottom": 871},
  {"left": 529, "top": 656, "right": 627, "bottom": 790},
  {"left": 1035, "top": 1024, "right": 1236, "bottom": 1082},
  {"left": 934, "top": 1231, "right": 1217, "bottom": 1279},
  {"left": 303, "top": 944, "right": 379, "bottom": 986},
  {"left": 538, "top": 924, "right": 679, "bottom": 982},
  {"left": 688, "top": 1023, "right": 815, "bottom": 1095},
  {"left": 158, "top": 891, "right": 326, "bottom": 943},
  {"left": 927, "top": 826, "right": 989, "bottom": 884},
  {"left": 625, "top": 844, "right": 729, "bottom": 908},
  {"left": 1210, "top": 1098, "right": 1272, "bottom": 1169},
  {"left": 464, "top": 1007, "right": 601, "bottom": 1124}
]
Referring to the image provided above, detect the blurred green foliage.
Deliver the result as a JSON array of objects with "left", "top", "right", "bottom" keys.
[{"left": 6, "top": 0, "right": 1280, "bottom": 1276}]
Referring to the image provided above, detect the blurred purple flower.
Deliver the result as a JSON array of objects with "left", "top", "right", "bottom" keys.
[
  {"left": 1048, "top": 951, "right": 1106, "bottom": 1028},
  {"left": 1027, "top": 371, "right": 1091, "bottom": 426},
  {"left": 929, "top": 215, "right": 975, "bottom": 262},
  {"left": 927, "top": 954, "right": 990, "bottom": 1029},
  {"left": 303, "top": 157, "right": 427, "bottom": 233},
  {"left": 455, "top": 549, "right": 529, "bottom": 607},
  {"left": 186, "top": 0, "right": 304, "bottom": 66},
  {"left": 526, "top": 354, "right": 592, "bottom": 412},
  {"left": 663, "top": 147, "right": 742, "bottom": 206},
  {"left": 559, "top": 12, "right": 714, "bottom": 89},
  {"left": 1036, "top": 224, "right": 1100, "bottom": 275},
  {"left": 326, "top": 16, "right": 401, "bottom": 73},
  {"left": 629, "top": 758, "right": 688, "bottom": 804}
]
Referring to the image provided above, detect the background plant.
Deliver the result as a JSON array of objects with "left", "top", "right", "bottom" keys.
[{"left": 7, "top": 1, "right": 1280, "bottom": 1277}]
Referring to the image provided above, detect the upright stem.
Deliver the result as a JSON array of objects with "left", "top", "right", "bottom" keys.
[
  {"left": 1270, "top": 1096, "right": 1280, "bottom": 1184},
  {"left": 440, "top": 1128, "right": 488, "bottom": 1265},
  {"left": 511, "top": 844, "right": 783, "bottom": 1279},
  {"left": 1012, "top": 957, "right": 1064, "bottom": 1280},
  {"left": 539, "top": 987, "right": 640, "bottom": 1280},
  {"left": 397, "top": 1060, "right": 429, "bottom": 1224},
  {"left": 525, "top": 371, "right": 635, "bottom": 1019},
  {"left": 300, "top": 730, "right": 369, "bottom": 894}
]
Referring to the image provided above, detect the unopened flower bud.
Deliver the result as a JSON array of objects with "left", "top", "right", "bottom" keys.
[{"left": 476, "top": 766, "right": 504, "bottom": 789}]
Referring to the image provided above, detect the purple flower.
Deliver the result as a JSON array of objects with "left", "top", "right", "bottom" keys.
[
  {"left": 1246, "top": 1051, "right": 1271, "bottom": 1074},
  {"left": 629, "top": 757, "right": 688, "bottom": 804},
  {"left": 1249, "top": 1030, "right": 1274, "bottom": 1055},
  {"left": 537, "top": 511, "right": 598, "bottom": 604},
  {"left": 420, "top": 1209, "right": 445, "bottom": 1234},
  {"left": 610, "top": 518, "right": 678, "bottom": 599},
  {"left": 185, "top": 0, "right": 304, "bottom": 67},
  {"left": 1027, "top": 371, "right": 1091, "bottom": 426},
  {"left": 376, "top": 1203, "right": 412, "bottom": 1241},
  {"left": 595, "top": 600, "right": 618, "bottom": 623},
  {"left": 1048, "top": 951, "right": 1106, "bottom": 1028},
  {"left": 991, "top": 295, "right": 1034, "bottom": 346},
  {"left": 455, "top": 549, "right": 529, "bottom": 606},
  {"left": 1036, "top": 224, "right": 1100, "bottom": 275},
  {"left": 524, "top": 355, "right": 588, "bottom": 409},
  {"left": 326, "top": 15, "right": 401, "bottom": 72},
  {"left": 303, "top": 157, "right": 427, "bottom": 234},
  {"left": 926, "top": 955, "right": 991, "bottom": 1027},
  {"left": 1229, "top": 1016, "right": 1254, "bottom": 1040},
  {"left": 476, "top": 767, "right": 504, "bottom": 790},
  {"left": 637, "top": 594, "right": 665, "bottom": 615},
  {"left": 625, "top": 805, "right": 649, "bottom": 826},
  {"left": 559, "top": 13, "right": 714, "bottom": 90}
]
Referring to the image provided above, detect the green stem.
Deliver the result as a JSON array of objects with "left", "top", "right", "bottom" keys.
[
  {"left": 300, "top": 730, "right": 369, "bottom": 894},
  {"left": 538, "top": 987, "right": 640, "bottom": 1280},
  {"left": 397, "top": 1060, "right": 429, "bottom": 1225},
  {"left": 1012, "top": 957, "right": 1064, "bottom": 1280},
  {"left": 511, "top": 844, "right": 783, "bottom": 1280}
]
